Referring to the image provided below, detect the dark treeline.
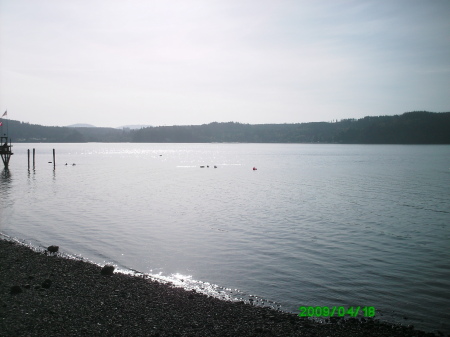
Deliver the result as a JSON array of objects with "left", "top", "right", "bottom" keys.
[{"left": 2, "top": 111, "right": 450, "bottom": 144}]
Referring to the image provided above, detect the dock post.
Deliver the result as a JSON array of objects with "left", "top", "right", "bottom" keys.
[
  {"left": 33, "top": 148, "right": 35, "bottom": 169},
  {"left": 28, "top": 149, "right": 30, "bottom": 170},
  {"left": 53, "top": 149, "right": 55, "bottom": 169},
  {"left": 0, "top": 136, "right": 13, "bottom": 168}
]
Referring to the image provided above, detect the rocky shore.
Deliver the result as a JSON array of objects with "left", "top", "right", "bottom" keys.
[{"left": 0, "top": 239, "right": 440, "bottom": 336}]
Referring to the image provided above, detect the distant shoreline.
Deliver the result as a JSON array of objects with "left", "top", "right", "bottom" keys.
[
  {"left": 0, "top": 237, "right": 439, "bottom": 336},
  {"left": 4, "top": 111, "right": 450, "bottom": 144}
]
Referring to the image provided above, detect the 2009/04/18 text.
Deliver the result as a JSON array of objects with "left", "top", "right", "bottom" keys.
[{"left": 298, "top": 306, "right": 375, "bottom": 318}]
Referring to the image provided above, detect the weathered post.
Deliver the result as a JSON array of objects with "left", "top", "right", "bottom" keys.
[
  {"left": 33, "top": 148, "right": 35, "bottom": 169},
  {"left": 53, "top": 149, "right": 55, "bottom": 169},
  {"left": 28, "top": 149, "right": 30, "bottom": 170}
]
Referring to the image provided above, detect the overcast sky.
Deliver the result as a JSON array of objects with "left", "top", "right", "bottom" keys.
[{"left": 1, "top": 0, "right": 449, "bottom": 127}]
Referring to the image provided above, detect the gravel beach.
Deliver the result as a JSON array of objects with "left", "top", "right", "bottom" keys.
[{"left": 0, "top": 239, "right": 440, "bottom": 336}]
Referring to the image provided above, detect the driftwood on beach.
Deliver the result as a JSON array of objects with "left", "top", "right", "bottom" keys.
[{"left": 0, "top": 239, "right": 439, "bottom": 336}]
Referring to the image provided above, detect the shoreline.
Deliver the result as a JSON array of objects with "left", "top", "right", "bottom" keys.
[{"left": 0, "top": 238, "right": 439, "bottom": 336}]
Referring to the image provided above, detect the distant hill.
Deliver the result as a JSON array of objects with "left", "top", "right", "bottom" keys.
[
  {"left": 4, "top": 111, "right": 450, "bottom": 144},
  {"left": 67, "top": 123, "right": 96, "bottom": 128}
]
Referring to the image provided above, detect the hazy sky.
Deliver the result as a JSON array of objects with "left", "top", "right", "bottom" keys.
[{"left": 1, "top": 0, "right": 449, "bottom": 127}]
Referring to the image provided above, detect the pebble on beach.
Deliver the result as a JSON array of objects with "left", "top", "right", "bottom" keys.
[
  {"left": 100, "top": 265, "right": 115, "bottom": 276},
  {"left": 41, "top": 279, "right": 52, "bottom": 289},
  {"left": 47, "top": 245, "right": 59, "bottom": 253},
  {"left": 9, "top": 285, "right": 22, "bottom": 295}
]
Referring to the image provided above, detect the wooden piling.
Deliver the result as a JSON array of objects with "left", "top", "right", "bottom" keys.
[
  {"left": 0, "top": 136, "right": 13, "bottom": 168},
  {"left": 53, "top": 149, "right": 55, "bottom": 169},
  {"left": 33, "top": 148, "right": 35, "bottom": 169},
  {"left": 28, "top": 149, "right": 30, "bottom": 170}
]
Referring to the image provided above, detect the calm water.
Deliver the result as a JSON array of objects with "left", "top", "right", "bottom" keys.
[{"left": 1, "top": 143, "right": 449, "bottom": 333}]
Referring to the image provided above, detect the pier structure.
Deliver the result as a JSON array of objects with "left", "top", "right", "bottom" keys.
[{"left": 0, "top": 136, "right": 13, "bottom": 168}]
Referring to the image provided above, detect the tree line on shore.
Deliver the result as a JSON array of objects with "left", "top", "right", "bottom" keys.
[{"left": 2, "top": 111, "right": 450, "bottom": 144}]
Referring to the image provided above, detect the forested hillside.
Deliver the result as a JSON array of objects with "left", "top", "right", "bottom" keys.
[
  {"left": 2, "top": 111, "right": 449, "bottom": 144},
  {"left": 2, "top": 122, "right": 129, "bottom": 143}
]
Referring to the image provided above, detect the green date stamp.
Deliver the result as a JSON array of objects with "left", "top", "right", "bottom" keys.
[{"left": 298, "top": 306, "right": 376, "bottom": 318}]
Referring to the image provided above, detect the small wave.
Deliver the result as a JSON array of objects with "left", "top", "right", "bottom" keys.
[{"left": 401, "top": 203, "right": 449, "bottom": 214}]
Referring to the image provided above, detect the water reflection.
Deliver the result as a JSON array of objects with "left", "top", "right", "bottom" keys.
[
  {"left": 1, "top": 168, "right": 12, "bottom": 191},
  {"left": 0, "top": 169, "right": 13, "bottom": 224}
]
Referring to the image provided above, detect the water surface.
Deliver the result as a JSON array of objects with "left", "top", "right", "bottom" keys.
[{"left": 1, "top": 143, "right": 449, "bottom": 333}]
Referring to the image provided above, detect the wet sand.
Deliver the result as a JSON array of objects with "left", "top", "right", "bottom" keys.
[{"left": 0, "top": 239, "right": 439, "bottom": 336}]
